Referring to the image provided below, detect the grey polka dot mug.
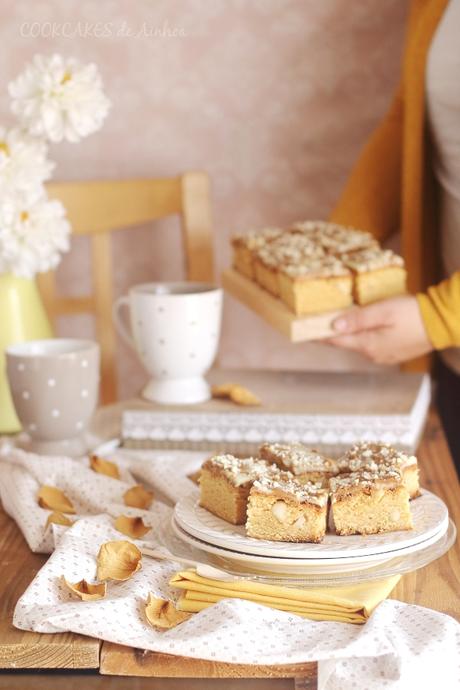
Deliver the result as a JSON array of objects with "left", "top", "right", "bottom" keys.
[
  {"left": 112, "top": 282, "right": 223, "bottom": 404},
  {"left": 6, "top": 339, "right": 100, "bottom": 456}
]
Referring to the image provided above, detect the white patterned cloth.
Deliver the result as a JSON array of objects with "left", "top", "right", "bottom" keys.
[
  {"left": 0, "top": 443, "right": 204, "bottom": 552},
  {"left": 1, "top": 443, "right": 459, "bottom": 689}
]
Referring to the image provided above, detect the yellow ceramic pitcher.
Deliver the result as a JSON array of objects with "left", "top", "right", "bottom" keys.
[{"left": 0, "top": 273, "right": 52, "bottom": 433}]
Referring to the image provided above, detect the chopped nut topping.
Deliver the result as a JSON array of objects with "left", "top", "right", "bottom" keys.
[
  {"left": 253, "top": 474, "right": 328, "bottom": 506},
  {"left": 342, "top": 247, "right": 404, "bottom": 272},
  {"left": 260, "top": 442, "right": 338, "bottom": 475},
  {"left": 256, "top": 234, "right": 325, "bottom": 267},
  {"left": 330, "top": 465, "right": 404, "bottom": 493},
  {"left": 231, "top": 227, "right": 282, "bottom": 250},
  {"left": 203, "top": 454, "right": 270, "bottom": 487},
  {"left": 338, "top": 442, "right": 417, "bottom": 472},
  {"left": 279, "top": 255, "right": 350, "bottom": 279}
]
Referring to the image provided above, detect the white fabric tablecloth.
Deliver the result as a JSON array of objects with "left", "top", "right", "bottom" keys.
[{"left": 1, "top": 443, "right": 459, "bottom": 689}]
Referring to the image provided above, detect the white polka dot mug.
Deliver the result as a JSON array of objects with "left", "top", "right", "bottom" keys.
[
  {"left": 6, "top": 339, "right": 100, "bottom": 456},
  {"left": 112, "top": 282, "right": 223, "bottom": 404}
]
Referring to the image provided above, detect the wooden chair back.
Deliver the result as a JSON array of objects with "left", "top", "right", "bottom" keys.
[{"left": 38, "top": 172, "right": 214, "bottom": 403}]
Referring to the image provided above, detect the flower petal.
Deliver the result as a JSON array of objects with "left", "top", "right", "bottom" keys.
[
  {"left": 96, "top": 540, "right": 142, "bottom": 581},
  {"left": 62, "top": 576, "right": 106, "bottom": 600},
  {"left": 38, "top": 486, "right": 75, "bottom": 513},
  {"left": 114, "top": 515, "right": 151, "bottom": 539},
  {"left": 123, "top": 485, "right": 154, "bottom": 510},
  {"left": 89, "top": 454, "right": 120, "bottom": 479},
  {"left": 145, "top": 594, "right": 192, "bottom": 629}
]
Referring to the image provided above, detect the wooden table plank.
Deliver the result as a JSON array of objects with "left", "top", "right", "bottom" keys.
[
  {"left": 0, "top": 509, "right": 100, "bottom": 669},
  {"left": 392, "top": 411, "right": 460, "bottom": 616},
  {"left": 100, "top": 644, "right": 316, "bottom": 678},
  {"left": 0, "top": 673, "right": 300, "bottom": 690}
]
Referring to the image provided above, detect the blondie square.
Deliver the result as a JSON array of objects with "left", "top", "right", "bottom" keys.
[
  {"left": 278, "top": 257, "right": 353, "bottom": 315},
  {"left": 199, "top": 454, "right": 270, "bottom": 525},
  {"left": 338, "top": 442, "right": 420, "bottom": 499},
  {"left": 246, "top": 473, "right": 328, "bottom": 543},
  {"left": 254, "top": 234, "right": 325, "bottom": 297},
  {"left": 342, "top": 247, "right": 407, "bottom": 305},
  {"left": 329, "top": 465, "right": 413, "bottom": 536},
  {"left": 258, "top": 442, "right": 339, "bottom": 486},
  {"left": 314, "top": 222, "right": 378, "bottom": 255},
  {"left": 231, "top": 228, "right": 282, "bottom": 280}
]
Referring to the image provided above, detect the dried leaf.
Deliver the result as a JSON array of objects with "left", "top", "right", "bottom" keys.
[
  {"left": 123, "top": 485, "right": 154, "bottom": 509},
  {"left": 89, "top": 454, "right": 120, "bottom": 479},
  {"left": 187, "top": 470, "right": 201, "bottom": 485},
  {"left": 96, "top": 540, "right": 142, "bottom": 581},
  {"left": 46, "top": 511, "right": 73, "bottom": 529},
  {"left": 114, "top": 515, "right": 151, "bottom": 539},
  {"left": 228, "top": 384, "right": 261, "bottom": 406},
  {"left": 145, "top": 593, "right": 192, "bottom": 629},
  {"left": 211, "top": 382, "right": 261, "bottom": 406},
  {"left": 62, "top": 576, "right": 106, "bottom": 601},
  {"left": 211, "top": 383, "right": 235, "bottom": 399},
  {"left": 38, "top": 486, "right": 75, "bottom": 514}
]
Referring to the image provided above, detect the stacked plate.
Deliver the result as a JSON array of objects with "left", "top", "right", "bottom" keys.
[{"left": 171, "top": 487, "right": 455, "bottom": 585}]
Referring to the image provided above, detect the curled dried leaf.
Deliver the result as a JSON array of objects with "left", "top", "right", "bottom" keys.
[
  {"left": 123, "top": 485, "right": 154, "bottom": 510},
  {"left": 38, "top": 486, "right": 75, "bottom": 514},
  {"left": 62, "top": 576, "right": 106, "bottom": 601},
  {"left": 211, "top": 383, "right": 235, "bottom": 399},
  {"left": 211, "top": 382, "right": 261, "bottom": 406},
  {"left": 229, "top": 384, "right": 261, "bottom": 406},
  {"left": 145, "top": 593, "right": 192, "bottom": 629},
  {"left": 89, "top": 454, "right": 120, "bottom": 479},
  {"left": 96, "top": 540, "right": 142, "bottom": 581},
  {"left": 46, "top": 511, "right": 73, "bottom": 529},
  {"left": 114, "top": 515, "right": 151, "bottom": 539}
]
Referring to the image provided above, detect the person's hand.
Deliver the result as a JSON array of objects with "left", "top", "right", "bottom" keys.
[{"left": 325, "top": 295, "right": 433, "bottom": 365}]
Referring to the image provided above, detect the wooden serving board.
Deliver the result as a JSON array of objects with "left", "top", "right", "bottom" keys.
[{"left": 222, "top": 269, "right": 352, "bottom": 342}]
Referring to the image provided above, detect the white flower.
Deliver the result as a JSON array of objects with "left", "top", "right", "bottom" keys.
[
  {"left": 0, "top": 197, "right": 70, "bottom": 278},
  {"left": 9, "top": 54, "right": 111, "bottom": 143},
  {"left": 0, "top": 126, "right": 53, "bottom": 203}
]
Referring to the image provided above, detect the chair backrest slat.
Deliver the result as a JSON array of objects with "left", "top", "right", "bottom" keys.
[{"left": 37, "top": 172, "right": 214, "bottom": 403}]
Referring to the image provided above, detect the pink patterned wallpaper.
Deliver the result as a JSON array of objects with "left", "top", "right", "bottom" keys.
[{"left": 0, "top": 1, "right": 408, "bottom": 398}]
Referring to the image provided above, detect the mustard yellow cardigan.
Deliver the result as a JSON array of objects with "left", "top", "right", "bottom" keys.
[{"left": 330, "top": 0, "right": 460, "bottom": 366}]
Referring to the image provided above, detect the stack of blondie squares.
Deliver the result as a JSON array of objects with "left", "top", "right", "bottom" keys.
[
  {"left": 199, "top": 441, "right": 419, "bottom": 543},
  {"left": 231, "top": 221, "right": 406, "bottom": 315}
]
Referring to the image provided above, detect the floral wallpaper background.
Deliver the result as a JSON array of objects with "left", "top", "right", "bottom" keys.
[{"left": 1, "top": 0, "right": 408, "bottom": 398}]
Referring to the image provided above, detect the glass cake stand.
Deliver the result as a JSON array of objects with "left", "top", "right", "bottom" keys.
[{"left": 159, "top": 515, "right": 456, "bottom": 587}]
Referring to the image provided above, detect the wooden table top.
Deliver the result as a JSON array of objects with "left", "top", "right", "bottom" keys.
[{"left": 0, "top": 409, "right": 458, "bottom": 688}]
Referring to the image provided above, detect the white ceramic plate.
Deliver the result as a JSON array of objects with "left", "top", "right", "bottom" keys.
[
  {"left": 171, "top": 516, "right": 449, "bottom": 573},
  {"left": 166, "top": 517, "right": 456, "bottom": 585},
  {"left": 174, "top": 488, "right": 448, "bottom": 560}
]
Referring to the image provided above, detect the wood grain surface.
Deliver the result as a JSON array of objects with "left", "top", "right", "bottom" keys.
[
  {"left": 391, "top": 411, "right": 460, "bottom": 616},
  {"left": 0, "top": 674, "right": 299, "bottom": 690},
  {"left": 100, "top": 645, "right": 316, "bottom": 679},
  {"left": 0, "top": 509, "right": 100, "bottom": 669},
  {"left": 222, "top": 268, "right": 353, "bottom": 342}
]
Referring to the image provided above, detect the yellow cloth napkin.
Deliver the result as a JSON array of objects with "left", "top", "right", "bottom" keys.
[{"left": 169, "top": 570, "right": 401, "bottom": 625}]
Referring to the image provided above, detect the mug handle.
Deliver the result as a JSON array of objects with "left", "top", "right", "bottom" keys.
[{"left": 112, "top": 296, "right": 136, "bottom": 350}]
